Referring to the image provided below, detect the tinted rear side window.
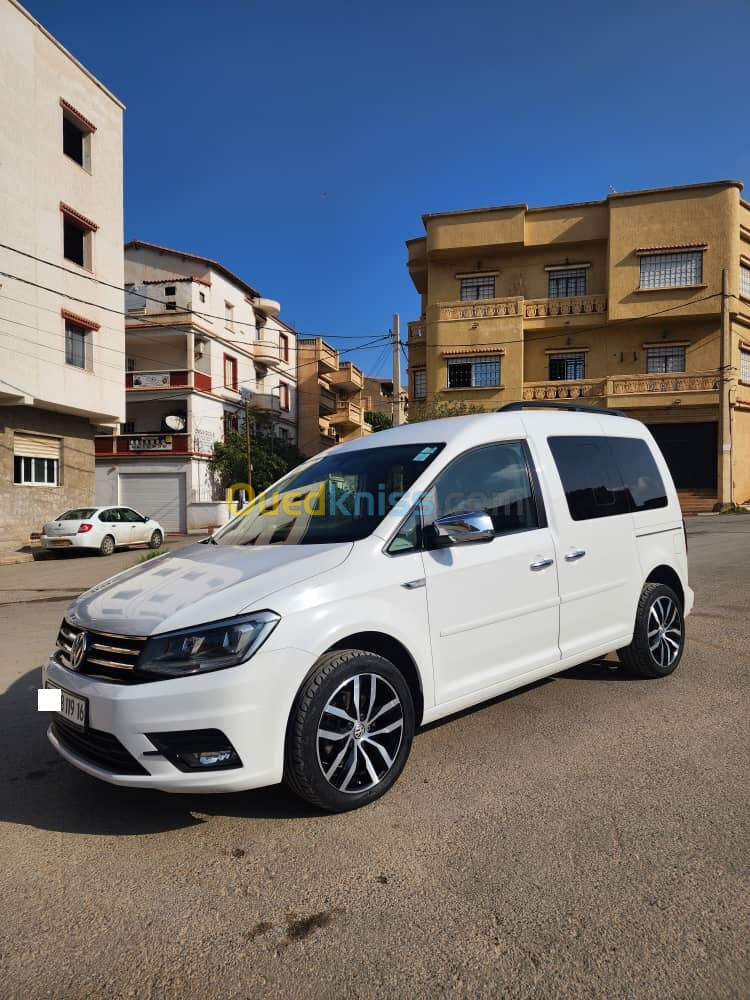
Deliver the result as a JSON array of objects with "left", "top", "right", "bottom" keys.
[
  {"left": 607, "top": 437, "right": 667, "bottom": 512},
  {"left": 548, "top": 436, "right": 630, "bottom": 521}
]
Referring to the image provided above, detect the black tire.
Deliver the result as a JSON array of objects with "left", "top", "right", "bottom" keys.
[
  {"left": 99, "top": 534, "right": 115, "bottom": 557},
  {"left": 618, "top": 583, "right": 685, "bottom": 678},
  {"left": 148, "top": 530, "right": 163, "bottom": 550},
  {"left": 284, "top": 649, "right": 415, "bottom": 812}
]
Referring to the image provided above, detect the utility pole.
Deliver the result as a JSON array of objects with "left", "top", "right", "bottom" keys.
[
  {"left": 392, "top": 312, "right": 402, "bottom": 426},
  {"left": 244, "top": 397, "right": 252, "bottom": 496},
  {"left": 719, "top": 267, "right": 733, "bottom": 507}
]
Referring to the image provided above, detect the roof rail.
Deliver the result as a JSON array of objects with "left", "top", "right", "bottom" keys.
[{"left": 498, "top": 401, "right": 626, "bottom": 417}]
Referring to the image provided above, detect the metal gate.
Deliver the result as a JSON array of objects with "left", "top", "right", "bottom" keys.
[{"left": 120, "top": 473, "right": 186, "bottom": 533}]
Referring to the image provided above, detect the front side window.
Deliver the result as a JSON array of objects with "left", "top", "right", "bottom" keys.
[
  {"left": 549, "top": 353, "right": 585, "bottom": 380},
  {"left": 118, "top": 508, "right": 145, "bottom": 522},
  {"left": 460, "top": 276, "right": 495, "bottom": 301},
  {"left": 215, "top": 442, "right": 445, "bottom": 546},
  {"left": 65, "top": 320, "right": 89, "bottom": 369},
  {"left": 14, "top": 456, "right": 60, "bottom": 486},
  {"left": 447, "top": 355, "right": 501, "bottom": 389},
  {"left": 423, "top": 441, "right": 540, "bottom": 536},
  {"left": 740, "top": 264, "right": 750, "bottom": 299},
  {"left": 646, "top": 346, "right": 685, "bottom": 374},
  {"left": 548, "top": 436, "right": 630, "bottom": 521},
  {"left": 547, "top": 268, "right": 586, "bottom": 298},
  {"left": 639, "top": 251, "right": 703, "bottom": 289},
  {"left": 413, "top": 368, "right": 427, "bottom": 400}
]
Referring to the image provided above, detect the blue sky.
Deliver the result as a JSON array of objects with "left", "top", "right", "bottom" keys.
[{"left": 25, "top": 0, "right": 750, "bottom": 377}]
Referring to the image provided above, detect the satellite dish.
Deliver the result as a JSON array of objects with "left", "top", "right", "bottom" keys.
[{"left": 164, "top": 414, "right": 186, "bottom": 431}]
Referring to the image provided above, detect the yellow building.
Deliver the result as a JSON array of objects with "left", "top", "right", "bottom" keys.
[
  {"left": 406, "top": 179, "right": 750, "bottom": 509},
  {"left": 297, "top": 337, "right": 371, "bottom": 456}
]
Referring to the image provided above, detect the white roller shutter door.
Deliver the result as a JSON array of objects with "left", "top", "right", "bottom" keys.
[{"left": 120, "top": 473, "right": 186, "bottom": 533}]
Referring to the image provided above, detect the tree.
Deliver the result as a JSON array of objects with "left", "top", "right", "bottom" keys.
[
  {"left": 210, "top": 412, "right": 305, "bottom": 496},
  {"left": 407, "top": 394, "right": 486, "bottom": 424},
  {"left": 364, "top": 410, "right": 393, "bottom": 432}
]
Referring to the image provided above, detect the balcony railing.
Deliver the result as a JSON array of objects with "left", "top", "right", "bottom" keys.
[
  {"left": 611, "top": 372, "right": 720, "bottom": 395},
  {"left": 126, "top": 370, "right": 212, "bottom": 392},
  {"left": 245, "top": 391, "right": 281, "bottom": 413},
  {"left": 522, "top": 379, "right": 606, "bottom": 401},
  {"left": 329, "top": 400, "right": 362, "bottom": 426},
  {"left": 328, "top": 361, "right": 363, "bottom": 392},
  {"left": 524, "top": 294, "right": 607, "bottom": 319},
  {"left": 408, "top": 321, "right": 426, "bottom": 340},
  {"left": 438, "top": 297, "right": 523, "bottom": 322},
  {"left": 95, "top": 433, "right": 191, "bottom": 457}
]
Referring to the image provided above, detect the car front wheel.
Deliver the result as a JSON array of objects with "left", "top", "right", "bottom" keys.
[
  {"left": 618, "top": 582, "right": 685, "bottom": 678},
  {"left": 284, "top": 649, "right": 415, "bottom": 812},
  {"left": 148, "top": 529, "right": 163, "bottom": 549}
]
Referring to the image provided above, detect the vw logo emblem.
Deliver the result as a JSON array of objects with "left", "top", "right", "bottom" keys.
[{"left": 70, "top": 631, "right": 88, "bottom": 670}]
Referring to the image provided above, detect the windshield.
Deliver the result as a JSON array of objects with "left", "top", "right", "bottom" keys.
[
  {"left": 57, "top": 509, "right": 98, "bottom": 520},
  {"left": 214, "top": 442, "right": 445, "bottom": 546}
]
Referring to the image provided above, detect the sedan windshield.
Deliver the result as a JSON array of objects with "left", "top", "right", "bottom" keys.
[
  {"left": 214, "top": 442, "right": 445, "bottom": 546},
  {"left": 57, "top": 509, "right": 97, "bottom": 520}
]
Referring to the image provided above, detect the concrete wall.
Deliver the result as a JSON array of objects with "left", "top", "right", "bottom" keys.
[{"left": 1, "top": 406, "right": 95, "bottom": 547}]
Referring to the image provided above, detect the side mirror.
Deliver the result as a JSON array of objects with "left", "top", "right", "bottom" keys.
[{"left": 430, "top": 511, "right": 494, "bottom": 547}]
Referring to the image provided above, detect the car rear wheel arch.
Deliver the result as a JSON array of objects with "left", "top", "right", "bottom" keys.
[{"left": 645, "top": 565, "right": 684, "bottom": 610}]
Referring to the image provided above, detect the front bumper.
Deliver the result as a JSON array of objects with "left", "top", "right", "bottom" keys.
[{"left": 42, "top": 645, "right": 314, "bottom": 792}]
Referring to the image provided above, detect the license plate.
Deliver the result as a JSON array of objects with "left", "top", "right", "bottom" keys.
[
  {"left": 46, "top": 681, "right": 87, "bottom": 729},
  {"left": 49, "top": 540, "right": 72, "bottom": 547}
]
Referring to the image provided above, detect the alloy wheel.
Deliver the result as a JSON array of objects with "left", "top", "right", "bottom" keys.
[
  {"left": 316, "top": 673, "right": 404, "bottom": 794},
  {"left": 648, "top": 595, "right": 682, "bottom": 668}
]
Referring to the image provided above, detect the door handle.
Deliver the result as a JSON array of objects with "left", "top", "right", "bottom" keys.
[
  {"left": 529, "top": 557, "right": 554, "bottom": 571},
  {"left": 564, "top": 549, "right": 587, "bottom": 561}
]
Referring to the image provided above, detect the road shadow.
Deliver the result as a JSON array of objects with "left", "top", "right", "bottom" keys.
[{"left": 0, "top": 666, "right": 321, "bottom": 837}]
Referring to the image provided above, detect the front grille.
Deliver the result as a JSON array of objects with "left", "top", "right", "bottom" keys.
[
  {"left": 56, "top": 620, "right": 147, "bottom": 683},
  {"left": 52, "top": 716, "right": 149, "bottom": 776}
]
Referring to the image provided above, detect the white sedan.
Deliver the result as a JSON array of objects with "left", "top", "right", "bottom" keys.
[{"left": 41, "top": 506, "right": 164, "bottom": 556}]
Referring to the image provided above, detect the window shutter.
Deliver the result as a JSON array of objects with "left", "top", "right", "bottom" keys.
[{"left": 13, "top": 434, "right": 62, "bottom": 460}]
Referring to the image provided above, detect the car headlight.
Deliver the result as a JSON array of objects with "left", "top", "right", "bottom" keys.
[{"left": 137, "top": 611, "right": 280, "bottom": 678}]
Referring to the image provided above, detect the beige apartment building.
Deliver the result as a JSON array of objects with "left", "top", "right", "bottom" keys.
[
  {"left": 297, "top": 338, "right": 371, "bottom": 456},
  {"left": 0, "top": 0, "right": 125, "bottom": 549},
  {"left": 406, "top": 179, "right": 750, "bottom": 509}
]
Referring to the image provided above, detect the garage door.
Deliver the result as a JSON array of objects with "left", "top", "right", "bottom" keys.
[
  {"left": 647, "top": 422, "right": 717, "bottom": 489},
  {"left": 120, "top": 473, "right": 186, "bottom": 533}
]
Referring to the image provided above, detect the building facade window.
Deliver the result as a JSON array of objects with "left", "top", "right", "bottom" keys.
[
  {"left": 646, "top": 346, "right": 686, "bottom": 373},
  {"left": 223, "top": 354, "right": 238, "bottom": 390},
  {"left": 13, "top": 434, "right": 61, "bottom": 486},
  {"left": 460, "top": 276, "right": 495, "bottom": 301},
  {"left": 447, "top": 355, "right": 501, "bottom": 389},
  {"left": 61, "top": 204, "right": 96, "bottom": 270},
  {"left": 224, "top": 412, "right": 240, "bottom": 436},
  {"left": 413, "top": 368, "right": 427, "bottom": 400},
  {"left": 740, "top": 264, "right": 750, "bottom": 299},
  {"left": 547, "top": 268, "right": 586, "bottom": 298},
  {"left": 279, "top": 333, "right": 289, "bottom": 363},
  {"left": 225, "top": 301, "right": 234, "bottom": 330},
  {"left": 740, "top": 347, "right": 750, "bottom": 384},
  {"left": 548, "top": 352, "right": 585, "bottom": 380},
  {"left": 61, "top": 100, "right": 94, "bottom": 170},
  {"left": 279, "top": 381, "right": 290, "bottom": 411},
  {"left": 639, "top": 251, "right": 703, "bottom": 289},
  {"left": 65, "top": 319, "right": 90, "bottom": 369}
]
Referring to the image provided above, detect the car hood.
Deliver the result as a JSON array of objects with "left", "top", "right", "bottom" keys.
[{"left": 66, "top": 541, "right": 353, "bottom": 635}]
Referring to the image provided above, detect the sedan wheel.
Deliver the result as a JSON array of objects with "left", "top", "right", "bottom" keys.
[
  {"left": 99, "top": 534, "right": 115, "bottom": 557},
  {"left": 285, "top": 649, "right": 414, "bottom": 812},
  {"left": 148, "top": 529, "right": 163, "bottom": 550},
  {"left": 618, "top": 582, "right": 685, "bottom": 678}
]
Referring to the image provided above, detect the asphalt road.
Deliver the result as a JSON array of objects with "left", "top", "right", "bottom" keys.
[{"left": 0, "top": 522, "right": 747, "bottom": 999}]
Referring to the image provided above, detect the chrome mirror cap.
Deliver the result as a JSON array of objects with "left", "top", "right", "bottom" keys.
[{"left": 432, "top": 511, "right": 494, "bottom": 546}]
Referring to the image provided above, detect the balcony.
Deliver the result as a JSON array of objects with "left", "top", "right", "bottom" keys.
[
  {"left": 319, "top": 386, "right": 337, "bottom": 415},
  {"left": 524, "top": 294, "right": 607, "bottom": 324},
  {"left": 95, "top": 433, "right": 192, "bottom": 457},
  {"left": 252, "top": 341, "right": 282, "bottom": 369},
  {"left": 252, "top": 297, "right": 281, "bottom": 319},
  {"left": 408, "top": 321, "right": 426, "bottom": 341},
  {"left": 328, "top": 362, "right": 363, "bottom": 393},
  {"left": 521, "top": 371, "right": 720, "bottom": 409},
  {"left": 126, "top": 370, "right": 212, "bottom": 392},
  {"left": 299, "top": 338, "right": 339, "bottom": 373},
  {"left": 245, "top": 391, "right": 281, "bottom": 413},
  {"left": 329, "top": 399, "right": 362, "bottom": 430},
  {"left": 438, "top": 297, "right": 523, "bottom": 322}
]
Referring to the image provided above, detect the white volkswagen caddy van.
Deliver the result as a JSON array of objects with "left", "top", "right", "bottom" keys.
[{"left": 43, "top": 404, "right": 693, "bottom": 812}]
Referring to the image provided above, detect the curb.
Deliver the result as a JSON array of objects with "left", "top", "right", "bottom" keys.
[{"left": 0, "top": 552, "right": 35, "bottom": 566}]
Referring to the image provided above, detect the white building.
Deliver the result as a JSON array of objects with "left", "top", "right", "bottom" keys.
[
  {"left": 0, "top": 0, "right": 125, "bottom": 549},
  {"left": 95, "top": 240, "right": 298, "bottom": 533}
]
